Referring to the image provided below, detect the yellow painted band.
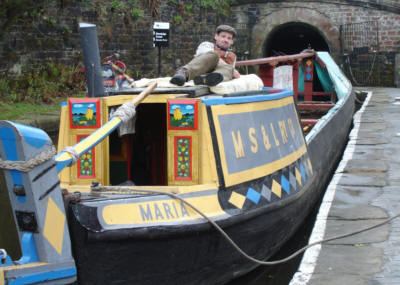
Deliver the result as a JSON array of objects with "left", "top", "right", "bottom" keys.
[
  {"left": 212, "top": 95, "right": 294, "bottom": 116},
  {"left": 223, "top": 144, "right": 307, "bottom": 187},
  {"left": 43, "top": 197, "right": 65, "bottom": 255},
  {"left": 0, "top": 262, "right": 47, "bottom": 270},
  {"left": 0, "top": 268, "right": 4, "bottom": 285},
  {"left": 102, "top": 194, "right": 224, "bottom": 225},
  {"left": 56, "top": 117, "right": 121, "bottom": 163},
  {"left": 102, "top": 94, "right": 179, "bottom": 105}
]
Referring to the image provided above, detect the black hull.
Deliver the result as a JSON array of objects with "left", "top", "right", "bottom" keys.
[
  {"left": 69, "top": 180, "right": 316, "bottom": 285},
  {"left": 68, "top": 91, "right": 355, "bottom": 285}
]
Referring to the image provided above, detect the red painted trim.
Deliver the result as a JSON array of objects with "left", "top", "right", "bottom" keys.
[
  {"left": 160, "top": 138, "right": 166, "bottom": 185},
  {"left": 69, "top": 98, "right": 101, "bottom": 129},
  {"left": 301, "top": 119, "right": 318, "bottom": 125},
  {"left": 266, "top": 88, "right": 283, "bottom": 93},
  {"left": 126, "top": 137, "right": 131, "bottom": 181},
  {"left": 304, "top": 59, "right": 314, "bottom": 102},
  {"left": 292, "top": 62, "right": 299, "bottom": 101},
  {"left": 297, "top": 103, "right": 334, "bottom": 109},
  {"left": 168, "top": 100, "right": 198, "bottom": 130},
  {"left": 258, "top": 64, "right": 274, "bottom": 87},
  {"left": 236, "top": 52, "right": 315, "bottom": 66},
  {"left": 174, "top": 136, "right": 192, "bottom": 181},
  {"left": 76, "top": 135, "right": 96, "bottom": 179}
]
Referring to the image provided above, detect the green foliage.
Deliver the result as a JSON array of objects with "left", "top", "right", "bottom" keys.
[
  {"left": 170, "top": 0, "right": 235, "bottom": 23},
  {"left": 197, "top": 0, "right": 215, "bottom": 9},
  {"left": 0, "top": 63, "right": 86, "bottom": 105},
  {"left": 173, "top": 15, "right": 183, "bottom": 24},
  {"left": 0, "top": 102, "right": 64, "bottom": 120},
  {"left": 111, "top": 0, "right": 124, "bottom": 12},
  {"left": 131, "top": 7, "right": 144, "bottom": 20}
]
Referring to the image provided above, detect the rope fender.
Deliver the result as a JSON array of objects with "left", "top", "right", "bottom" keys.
[{"left": 0, "top": 146, "right": 56, "bottom": 172}]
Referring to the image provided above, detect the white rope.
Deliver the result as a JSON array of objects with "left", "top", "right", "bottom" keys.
[
  {"left": 0, "top": 248, "right": 7, "bottom": 263},
  {"left": 61, "top": 146, "right": 80, "bottom": 166},
  {"left": 110, "top": 102, "right": 136, "bottom": 123},
  {"left": 0, "top": 147, "right": 56, "bottom": 172},
  {"left": 92, "top": 185, "right": 400, "bottom": 266}
]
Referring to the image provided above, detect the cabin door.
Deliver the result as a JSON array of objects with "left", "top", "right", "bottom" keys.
[{"left": 109, "top": 103, "right": 167, "bottom": 186}]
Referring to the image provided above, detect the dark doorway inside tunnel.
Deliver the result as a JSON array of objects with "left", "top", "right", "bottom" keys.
[{"left": 264, "top": 22, "right": 330, "bottom": 57}]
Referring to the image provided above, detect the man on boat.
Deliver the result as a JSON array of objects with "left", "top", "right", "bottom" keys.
[{"left": 170, "top": 24, "right": 241, "bottom": 86}]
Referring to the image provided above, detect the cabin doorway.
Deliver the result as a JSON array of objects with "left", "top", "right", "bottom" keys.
[
  {"left": 264, "top": 22, "right": 330, "bottom": 57},
  {"left": 109, "top": 103, "right": 166, "bottom": 186}
]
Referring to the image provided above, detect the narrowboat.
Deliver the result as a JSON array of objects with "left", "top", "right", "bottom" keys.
[{"left": 0, "top": 48, "right": 353, "bottom": 284}]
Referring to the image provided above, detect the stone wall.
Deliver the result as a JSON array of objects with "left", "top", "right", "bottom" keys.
[
  {"left": 1, "top": 0, "right": 400, "bottom": 86},
  {"left": 1, "top": 0, "right": 227, "bottom": 78},
  {"left": 231, "top": 0, "right": 400, "bottom": 86}
]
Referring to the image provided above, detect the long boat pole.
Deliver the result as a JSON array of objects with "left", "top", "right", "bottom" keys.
[{"left": 55, "top": 82, "right": 157, "bottom": 173}]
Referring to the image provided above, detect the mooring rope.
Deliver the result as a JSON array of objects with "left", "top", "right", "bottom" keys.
[
  {"left": 0, "top": 146, "right": 56, "bottom": 172},
  {"left": 92, "top": 185, "right": 400, "bottom": 265}
]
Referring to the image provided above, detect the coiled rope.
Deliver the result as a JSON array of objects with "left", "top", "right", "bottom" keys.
[
  {"left": 61, "top": 146, "right": 80, "bottom": 166},
  {"left": 92, "top": 185, "right": 400, "bottom": 265},
  {"left": 0, "top": 248, "right": 7, "bottom": 264},
  {"left": 0, "top": 146, "right": 56, "bottom": 172}
]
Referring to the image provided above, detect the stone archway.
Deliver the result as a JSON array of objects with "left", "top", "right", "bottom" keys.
[
  {"left": 250, "top": 7, "right": 340, "bottom": 58},
  {"left": 264, "top": 22, "right": 330, "bottom": 56}
]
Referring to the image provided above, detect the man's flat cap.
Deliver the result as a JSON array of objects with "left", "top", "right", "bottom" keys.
[{"left": 216, "top": 25, "right": 237, "bottom": 37}]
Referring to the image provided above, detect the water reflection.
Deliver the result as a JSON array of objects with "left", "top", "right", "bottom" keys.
[{"left": 227, "top": 199, "right": 320, "bottom": 285}]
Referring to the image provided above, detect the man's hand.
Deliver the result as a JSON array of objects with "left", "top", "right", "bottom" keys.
[{"left": 233, "top": 69, "right": 240, "bottom": 79}]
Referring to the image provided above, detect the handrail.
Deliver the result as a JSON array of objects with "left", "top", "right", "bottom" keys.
[{"left": 236, "top": 51, "right": 315, "bottom": 66}]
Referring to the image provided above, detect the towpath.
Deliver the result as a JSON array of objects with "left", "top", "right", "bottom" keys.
[{"left": 291, "top": 87, "right": 400, "bottom": 285}]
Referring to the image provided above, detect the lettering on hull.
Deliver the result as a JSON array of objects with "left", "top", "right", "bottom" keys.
[
  {"left": 139, "top": 201, "right": 190, "bottom": 221},
  {"left": 211, "top": 96, "right": 307, "bottom": 187}
]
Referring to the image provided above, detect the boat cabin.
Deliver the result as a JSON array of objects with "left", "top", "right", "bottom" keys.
[
  {"left": 57, "top": 51, "right": 339, "bottom": 192},
  {"left": 58, "top": 89, "right": 218, "bottom": 191}
]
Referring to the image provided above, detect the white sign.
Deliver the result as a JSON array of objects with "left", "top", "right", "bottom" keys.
[
  {"left": 273, "top": 65, "right": 293, "bottom": 90},
  {"left": 153, "top": 22, "right": 170, "bottom": 29},
  {"left": 153, "top": 22, "right": 170, "bottom": 47}
]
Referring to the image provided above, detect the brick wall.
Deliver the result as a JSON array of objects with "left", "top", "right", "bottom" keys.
[
  {"left": 231, "top": 0, "right": 400, "bottom": 86},
  {"left": 1, "top": 0, "right": 225, "bottom": 78},
  {"left": 1, "top": 0, "right": 400, "bottom": 86}
]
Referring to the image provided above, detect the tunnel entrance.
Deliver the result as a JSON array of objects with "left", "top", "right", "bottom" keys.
[{"left": 264, "top": 22, "right": 330, "bottom": 56}]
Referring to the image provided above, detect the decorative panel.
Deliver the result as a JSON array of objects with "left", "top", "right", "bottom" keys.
[
  {"left": 168, "top": 100, "right": 198, "bottom": 130},
  {"left": 174, "top": 136, "right": 192, "bottom": 180},
  {"left": 69, "top": 98, "right": 100, "bottom": 129},
  {"left": 77, "top": 135, "right": 95, "bottom": 178}
]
